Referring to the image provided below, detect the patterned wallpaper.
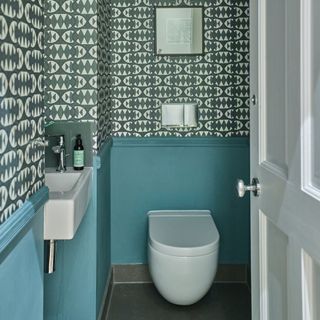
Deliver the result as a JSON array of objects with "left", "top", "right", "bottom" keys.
[
  {"left": 0, "top": 0, "right": 249, "bottom": 222},
  {"left": 44, "top": 0, "right": 97, "bottom": 122},
  {"left": 110, "top": 0, "right": 250, "bottom": 137},
  {"left": 97, "top": 0, "right": 113, "bottom": 147},
  {"left": 0, "top": 0, "right": 45, "bottom": 223},
  {"left": 44, "top": 0, "right": 112, "bottom": 150},
  {"left": 44, "top": 0, "right": 249, "bottom": 143}
]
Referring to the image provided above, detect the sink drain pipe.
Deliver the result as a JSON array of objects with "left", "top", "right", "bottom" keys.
[{"left": 45, "top": 240, "right": 56, "bottom": 274}]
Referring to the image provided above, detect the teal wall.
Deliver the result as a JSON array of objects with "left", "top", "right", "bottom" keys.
[
  {"left": 44, "top": 197, "right": 98, "bottom": 320},
  {"left": 44, "top": 140, "right": 112, "bottom": 320},
  {"left": 96, "top": 139, "right": 112, "bottom": 315},
  {"left": 111, "top": 137, "right": 250, "bottom": 264},
  {"left": 0, "top": 189, "right": 48, "bottom": 320}
]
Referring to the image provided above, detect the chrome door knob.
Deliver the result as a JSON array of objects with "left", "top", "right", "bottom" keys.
[{"left": 236, "top": 178, "right": 261, "bottom": 197}]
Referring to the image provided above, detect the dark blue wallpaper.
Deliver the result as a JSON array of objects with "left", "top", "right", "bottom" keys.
[
  {"left": 110, "top": 0, "right": 250, "bottom": 137},
  {"left": 0, "top": 0, "right": 45, "bottom": 223}
]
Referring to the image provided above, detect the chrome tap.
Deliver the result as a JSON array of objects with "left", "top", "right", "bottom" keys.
[{"left": 52, "top": 135, "right": 67, "bottom": 172}]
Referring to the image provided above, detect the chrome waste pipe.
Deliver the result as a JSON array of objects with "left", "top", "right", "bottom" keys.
[{"left": 45, "top": 239, "right": 56, "bottom": 274}]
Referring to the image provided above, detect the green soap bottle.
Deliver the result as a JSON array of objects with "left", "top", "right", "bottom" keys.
[{"left": 73, "top": 134, "right": 84, "bottom": 170}]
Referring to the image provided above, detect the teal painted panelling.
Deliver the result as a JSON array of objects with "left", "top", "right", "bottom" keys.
[
  {"left": 44, "top": 197, "right": 97, "bottom": 320},
  {"left": 111, "top": 137, "right": 250, "bottom": 264},
  {"left": 96, "top": 138, "right": 112, "bottom": 315},
  {"left": 0, "top": 206, "right": 44, "bottom": 320},
  {"left": 0, "top": 187, "right": 48, "bottom": 254},
  {"left": 45, "top": 140, "right": 112, "bottom": 320},
  {"left": 0, "top": 0, "right": 45, "bottom": 223}
]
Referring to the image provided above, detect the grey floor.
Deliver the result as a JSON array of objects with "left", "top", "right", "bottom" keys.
[{"left": 104, "top": 283, "right": 251, "bottom": 320}]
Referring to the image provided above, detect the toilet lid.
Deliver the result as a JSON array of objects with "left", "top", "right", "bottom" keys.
[{"left": 148, "top": 210, "right": 219, "bottom": 257}]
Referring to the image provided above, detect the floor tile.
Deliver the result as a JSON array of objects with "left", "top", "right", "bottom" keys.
[{"left": 106, "top": 283, "right": 251, "bottom": 320}]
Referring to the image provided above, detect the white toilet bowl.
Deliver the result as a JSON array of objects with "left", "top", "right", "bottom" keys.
[{"left": 148, "top": 210, "right": 219, "bottom": 305}]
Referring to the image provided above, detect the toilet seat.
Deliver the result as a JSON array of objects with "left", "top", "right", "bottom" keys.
[{"left": 148, "top": 210, "right": 219, "bottom": 257}]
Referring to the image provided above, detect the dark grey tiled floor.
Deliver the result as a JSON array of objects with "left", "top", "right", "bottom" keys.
[{"left": 105, "top": 283, "right": 251, "bottom": 320}]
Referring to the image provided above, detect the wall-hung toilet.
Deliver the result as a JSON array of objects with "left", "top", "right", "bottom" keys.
[{"left": 148, "top": 210, "right": 220, "bottom": 305}]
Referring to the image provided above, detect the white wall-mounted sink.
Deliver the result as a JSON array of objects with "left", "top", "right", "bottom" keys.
[{"left": 44, "top": 167, "right": 92, "bottom": 240}]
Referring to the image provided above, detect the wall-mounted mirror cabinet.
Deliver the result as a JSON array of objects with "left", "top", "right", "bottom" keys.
[{"left": 155, "top": 7, "right": 204, "bottom": 55}]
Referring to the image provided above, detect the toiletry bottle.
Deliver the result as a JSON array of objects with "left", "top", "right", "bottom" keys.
[{"left": 73, "top": 134, "right": 84, "bottom": 170}]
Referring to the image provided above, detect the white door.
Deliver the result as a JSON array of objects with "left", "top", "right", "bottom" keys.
[{"left": 239, "top": 0, "right": 320, "bottom": 319}]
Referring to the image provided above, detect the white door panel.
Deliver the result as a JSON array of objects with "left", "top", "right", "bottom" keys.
[
  {"left": 301, "top": 0, "right": 320, "bottom": 200},
  {"left": 258, "top": 211, "right": 289, "bottom": 320},
  {"left": 249, "top": 0, "right": 320, "bottom": 319},
  {"left": 249, "top": 0, "right": 260, "bottom": 318},
  {"left": 302, "top": 251, "right": 320, "bottom": 320},
  {"left": 259, "top": 0, "right": 288, "bottom": 175}
]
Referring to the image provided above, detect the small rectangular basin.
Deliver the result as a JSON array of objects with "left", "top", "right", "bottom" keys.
[
  {"left": 46, "top": 171, "right": 82, "bottom": 192},
  {"left": 44, "top": 167, "right": 92, "bottom": 240}
]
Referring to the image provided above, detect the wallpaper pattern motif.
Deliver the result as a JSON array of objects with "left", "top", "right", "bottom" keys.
[
  {"left": 44, "top": 0, "right": 112, "bottom": 150},
  {"left": 44, "top": 0, "right": 249, "bottom": 142},
  {"left": 111, "top": 0, "right": 250, "bottom": 137},
  {"left": 0, "top": 0, "right": 44, "bottom": 223},
  {"left": 97, "top": 0, "right": 113, "bottom": 147},
  {"left": 44, "top": 0, "right": 97, "bottom": 122}
]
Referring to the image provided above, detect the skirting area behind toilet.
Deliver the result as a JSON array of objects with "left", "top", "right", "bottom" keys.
[
  {"left": 112, "top": 264, "right": 250, "bottom": 284},
  {"left": 101, "top": 264, "right": 251, "bottom": 320}
]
